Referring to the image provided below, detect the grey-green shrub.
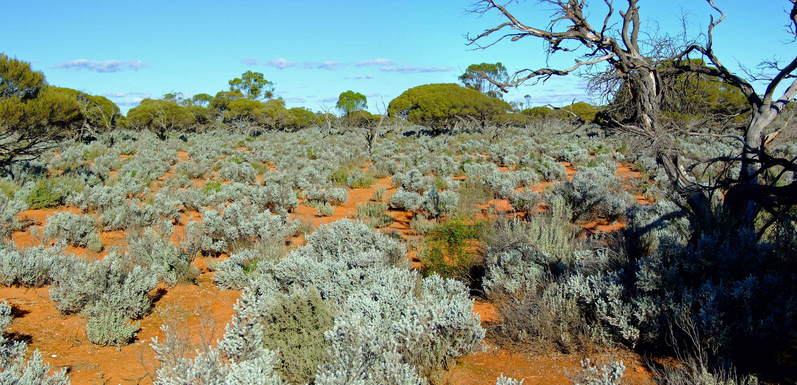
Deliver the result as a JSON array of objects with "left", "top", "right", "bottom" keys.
[
  {"left": 44, "top": 212, "right": 99, "bottom": 247},
  {"left": 219, "top": 161, "right": 257, "bottom": 184},
  {"left": 182, "top": 202, "right": 295, "bottom": 256},
  {"left": 552, "top": 164, "right": 635, "bottom": 221},
  {"left": 420, "top": 188, "right": 458, "bottom": 218},
  {"left": 571, "top": 359, "right": 625, "bottom": 385},
  {"left": 390, "top": 189, "right": 422, "bottom": 211},
  {"left": 0, "top": 243, "right": 72, "bottom": 287},
  {"left": 49, "top": 254, "right": 157, "bottom": 319},
  {"left": 151, "top": 325, "right": 285, "bottom": 385},
  {"left": 127, "top": 225, "right": 198, "bottom": 286},
  {"left": 85, "top": 310, "right": 139, "bottom": 346},
  {"left": 261, "top": 288, "right": 334, "bottom": 385},
  {"left": 305, "top": 186, "right": 348, "bottom": 206},
  {"left": 0, "top": 196, "right": 26, "bottom": 239}
]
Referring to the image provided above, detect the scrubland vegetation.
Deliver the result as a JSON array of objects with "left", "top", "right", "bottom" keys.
[{"left": 1, "top": 1, "right": 797, "bottom": 384}]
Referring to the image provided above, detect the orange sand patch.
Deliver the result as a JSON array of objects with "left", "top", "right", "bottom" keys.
[
  {"left": 442, "top": 343, "right": 654, "bottom": 385},
  {"left": 176, "top": 150, "right": 190, "bottom": 162},
  {"left": 472, "top": 301, "right": 500, "bottom": 325},
  {"left": 1, "top": 273, "right": 240, "bottom": 385}
]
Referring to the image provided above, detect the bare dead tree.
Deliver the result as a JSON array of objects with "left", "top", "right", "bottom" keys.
[{"left": 468, "top": 0, "right": 797, "bottom": 236}]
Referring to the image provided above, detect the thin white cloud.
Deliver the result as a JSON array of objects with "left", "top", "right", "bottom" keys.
[
  {"left": 355, "top": 58, "right": 393, "bottom": 67},
  {"left": 303, "top": 61, "right": 343, "bottom": 70},
  {"left": 55, "top": 59, "right": 145, "bottom": 73},
  {"left": 103, "top": 91, "right": 150, "bottom": 98},
  {"left": 247, "top": 57, "right": 451, "bottom": 75},
  {"left": 379, "top": 65, "right": 454, "bottom": 74},
  {"left": 115, "top": 97, "right": 147, "bottom": 107},
  {"left": 524, "top": 92, "right": 592, "bottom": 107},
  {"left": 264, "top": 58, "right": 297, "bottom": 69},
  {"left": 346, "top": 74, "right": 375, "bottom": 80},
  {"left": 103, "top": 92, "right": 151, "bottom": 107}
]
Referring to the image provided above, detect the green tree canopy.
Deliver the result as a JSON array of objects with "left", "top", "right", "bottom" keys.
[
  {"left": 223, "top": 98, "right": 266, "bottom": 124},
  {"left": 228, "top": 71, "right": 274, "bottom": 100},
  {"left": 336, "top": 90, "right": 367, "bottom": 116},
  {"left": 0, "top": 55, "right": 90, "bottom": 174},
  {"left": 388, "top": 83, "right": 511, "bottom": 129},
  {"left": 190, "top": 93, "right": 213, "bottom": 107},
  {"left": 458, "top": 62, "right": 509, "bottom": 99},
  {"left": 125, "top": 98, "right": 195, "bottom": 139},
  {"left": 0, "top": 53, "right": 45, "bottom": 99},
  {"left": 210, "top": 90, "right": 244, "bottom": 112}
]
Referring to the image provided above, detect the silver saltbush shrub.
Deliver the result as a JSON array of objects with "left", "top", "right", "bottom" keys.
[
  {"left": 44, "top": 212, "right": 98, "bottom": 247},
  {"left": 390, "top": 189, "right": 422, "bottom": 211},
  {"left": 0, "top": 196, "right": 26, "bottom": 239},
  {"left": 0, "top": 243, "right": 72, "bottom": 287}
]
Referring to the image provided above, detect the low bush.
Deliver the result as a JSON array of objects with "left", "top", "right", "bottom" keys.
[
  {"left": 126, "top": 225, "right": 198, "bottom": 286},
  {"left": 371, "top": 186, "right": 386, "bottom": 202},
  {"left": 389, "top": 189, "right": 422, "bottom": 211},
  {"left": 354, "top": 202, "right": 393, "bottom": 228},
  {"left": 212, "top": 245, "right": 285, "bottom": 290},
  {"left": 305, "top": 186, "right": 348, "bottom": 206},
  {"left": 420, "top": 216, "right": 486, "bottom": 283},
  {"left": 49, "top": 253, "right": 157, "bottom": 320},
  {"left": 151, "top": 326, "right": 285, "bottom": 385},
  {"left": 420, "top": 187, "right": 459, "bottom": 218},
  {"left": 571, "top": 359, "right": 625, "bottom": 385},
  {"left": 316, "top": 202, "right": 335, "bottom": 217},
  {"left": 182, "top": 202, "right": 295, "bottom": 256},
  {"left": 25, "top": 177, "right": 83, "bottom": 209},
  {"left": 219, "top": 161, "right": 257, "bottom": 184},
  {"left": 552, "top": 165, "right": 635, "bottom": 221},
  {"left": 261, "top": 287, "right": 334, "bottom": 385},
  {"left": 85, "top": 310, "right": 139, "bottom": 346},
  {"left": 44, "top": 212, "right": 99, "bottom": 247},
  {"left": 0, "top": 243, "right": 71, "bottom": 287},
  {"left": 0, "top": 196, "right": 26, "bottom": 239}
]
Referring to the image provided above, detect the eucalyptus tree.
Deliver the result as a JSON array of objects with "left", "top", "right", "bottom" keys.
[
  {"left": 229, "top": 70, "right": 274, "bottom": 100},
  {"left": 336, "top": 90, "right": 368, "bottom": 116},
  {"left": 468, "top": 0, "right": 797, "bottom": 237},
  {"left": 459, "top": 62, "right": 509, "bottom": 98},
  {"left": 0, "top": 54, "right": 83, "bottom": 175}
]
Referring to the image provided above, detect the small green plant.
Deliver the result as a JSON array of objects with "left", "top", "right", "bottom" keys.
[
  {"left": 349, "top": 173, "right": 376, "bottom": 189},
  {"left": 329, "top": 167, "right": 350, "bottom": 186},
  {"left": 420, "top": 216, "right": 486, "bottom": 282},
  {"left": 0, "top": 180, "right": 19, "bottom": 199},
  {"left": 250, "top": 161, "right": 270, "bottom": 175},
  {"left": 26, "top": 177, "right": 81, "bottom": 209},
  {"left": 203, "top": 180, "right": 222, "bottom": 194},
  {"left": 87, "top": 232, "right": 103, "bottom": 253},
  {"left": 316, "top": 202, "right": 335, "bottom": 217},
  {"left": 354, "top": 202, "right": 393, "bottom": 228},
  {"left": 372, "top": 186, "right": 386, "bottom": 202}
]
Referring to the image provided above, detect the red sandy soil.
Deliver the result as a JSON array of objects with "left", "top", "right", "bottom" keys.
[
  {"left": 442, "top": 343, "right": 654, "bottom": 385},
  {"left": 1, "top": 274, "right": 240, "bottom": 385},
  {"left": 2, "top": 157, "right": 656, "bottom": 384}
]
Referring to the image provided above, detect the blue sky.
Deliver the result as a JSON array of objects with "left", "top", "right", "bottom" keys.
[{"left": 2, "top": 1, "right": 793, "bottom": 113}]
